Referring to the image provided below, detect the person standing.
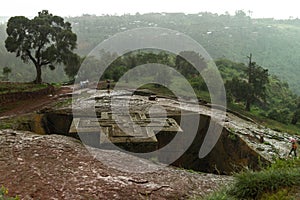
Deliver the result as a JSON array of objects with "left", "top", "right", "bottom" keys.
[
  {"left": 106, "top": 80, "right": 111, "bottom": 93},
  {"left": 289, "top": 138, "right": 298, "bottom": 157}
]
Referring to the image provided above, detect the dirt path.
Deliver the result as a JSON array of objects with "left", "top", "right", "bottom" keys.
[{"left": 0, "top": 86, "right": 72, "bottom": 118}]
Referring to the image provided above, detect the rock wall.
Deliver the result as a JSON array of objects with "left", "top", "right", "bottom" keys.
[
  {"left": 171, "top": 113, "right": 269, "bottom": 174},
  {"left": 14, "top": 110, "right": 73, "bottom": 136},
  {"left": 41, "top": 112, "right": 73, "bottom": 135},
  {"left": 22, "top": 110, "right": 269, "bottom": 175}
]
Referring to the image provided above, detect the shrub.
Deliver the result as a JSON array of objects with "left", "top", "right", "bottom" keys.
[
  {"left": 228, "top": 168, "right": 300, "bottom": 199},
  {"left": 201, "top": 158, "right": 300, "bottom": 200},
  {"left": 267, "top": 108, "right": 291, "bottom": 124},
  {"left": 228, "top": 158, "right": 300, "bottom": 199}
]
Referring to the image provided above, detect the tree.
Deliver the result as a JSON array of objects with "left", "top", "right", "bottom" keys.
[
  {"left": 268, "top": 108, "right": 291, "bottom": 124},
  {"left": 175, "top": 51, "right": 207, "bottom": 77},
  {"left": 235, "top": 10, "right": 247, "bottom": 18},
  {"left": 2, "top": 67, "right": 12, "bottom": 81},
  {"left": 63, "top": 54, "right": 84, "bottom": 80},
  {"left": 225, "top": 54, "right": 269, "bottom": 111},
  {"left": 5, "top": 10, "right": 78, "bottom": 84},
  {"left": 225, "top": 76, "right": 249, "bottom": 102},
  {"left": 245, "top": 54, "right": 269, "bottom": 111},
  {"left": 291, "top": 100, "right": 300, "bottom": 124}
]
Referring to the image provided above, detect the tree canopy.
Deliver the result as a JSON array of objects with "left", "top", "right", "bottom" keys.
[
  {"left": 2, "top": 66, "right": 11, "bottom": 81},
  {"left": 225, "top": 54, "right": 269, "bottom": 111},
  {"left": 175, "top": 51, "right": 207, "bottom": 77},
  {"left": 5, "top": 10, "right": 79, "bottom": 83}
]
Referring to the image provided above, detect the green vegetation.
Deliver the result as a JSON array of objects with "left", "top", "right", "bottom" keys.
[
  {"left": 0, "top": 186, "right": 19, "bottom": 200},
  {"left": 5, "top": 10, "right": 79, "bottom": 84},
  {"left": 226, "top": 54, "right": 269, "bottom": 111},
  {"left": 0, "top": 114, "right": 32, "bottom": 129},
  {"left": 227, "top": 132, "right": 237, "bottom": 141},
  {"left": 0, "top": 82, "right": 47, "bottom": 94},
  {"left": 1, "top": 67, "right": 11, "bottom": 81},
  {"left": 214, "top": 58, "right": 300, "bottom": 134},
  {"left": 63, "top": 12, "right": 300, "bottom": 95},
  {"left": 228, "top": 104, "right": 300, "bottom": 135},
  {"left": 53, "top": 98, "right": 72, "bottom": 108},
  {"left": 94, "top": 50, "right": 212, "bottom": 101},
  {"left": 201, "top": 158, "right": 300, "bottom": 200},
  {"left": 2, "top": 12, "right": 300, "bottom": 93}
]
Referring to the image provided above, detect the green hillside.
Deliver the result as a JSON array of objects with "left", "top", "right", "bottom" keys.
[
  {"left": 67, "top": 13, "right": 300, "bottom": 94},
  {"left": 1, "top": 12, "right": 300, "bottom": 94}
]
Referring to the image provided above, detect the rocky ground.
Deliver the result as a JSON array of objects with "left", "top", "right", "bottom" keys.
[
  {"left": 73, "top": 89, "right": 297, "bottom": 161},
  {"left": 1, "top": 87, "right": 299, "bottom": 199},
  {"left": 0, "top": 129, "right": 232, "bottom": 200}
]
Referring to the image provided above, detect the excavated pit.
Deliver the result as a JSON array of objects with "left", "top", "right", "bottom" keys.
[
  {"left": 171, "top": 113, "right": 269, "bottom": 174},
  {"left": 26, "top": 108, "right": 268, "bottom": 175}
]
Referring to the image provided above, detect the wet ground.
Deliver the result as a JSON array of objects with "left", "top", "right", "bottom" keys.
[{"left": 0, "top": 129, "right": 232, "bottom": 199}]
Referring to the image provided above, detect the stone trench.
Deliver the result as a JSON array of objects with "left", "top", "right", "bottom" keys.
[{"left": 22, "top": 89, "right": 274, "bottom": 175}]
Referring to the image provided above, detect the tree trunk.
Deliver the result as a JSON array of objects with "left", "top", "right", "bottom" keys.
[
  {"left": 291, "top": 116, "right": 298, "bottom": 125},
  {"left": 291, "top": 112, "right": 299, "bottom": 125},
  {"left": 245, "top": 100, "right": 251, "bottom": 111},
  {"left": 34, "top": 65, "right": 42, "bottom": 84}
]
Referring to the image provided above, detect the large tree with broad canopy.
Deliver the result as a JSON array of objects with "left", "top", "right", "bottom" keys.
[{"left": 5, "top": 10, "right": 78, "bottom": 83}]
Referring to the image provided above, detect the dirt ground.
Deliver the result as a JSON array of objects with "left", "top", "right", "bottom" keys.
[{"left": 0, "top": 86, "right": 72, "bottom": 118}]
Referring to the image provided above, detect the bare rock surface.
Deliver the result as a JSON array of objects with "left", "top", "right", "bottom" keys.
[
  {"left": 0, "top": 129, "right": 232, "bottom": 199},
  {"left": 73, "top": 89, "right": 297, "bottom": 161}
]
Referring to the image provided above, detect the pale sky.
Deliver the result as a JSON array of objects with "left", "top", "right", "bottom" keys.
[{"left": 1, "top": 0, "right": 300, "bottom": 19}]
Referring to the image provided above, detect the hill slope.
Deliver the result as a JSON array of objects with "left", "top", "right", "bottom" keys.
[{"left": 1, "top": 12, "right": 300, "bottom": 94}]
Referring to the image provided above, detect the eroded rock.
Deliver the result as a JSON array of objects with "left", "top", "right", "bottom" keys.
[{"left": 0, "top": 129, "right": 232, "bottom": 199}]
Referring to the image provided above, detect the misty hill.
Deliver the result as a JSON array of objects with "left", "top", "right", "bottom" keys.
[
  {"left": 67, "top": 12, "right": 300, "bottom": 93},
  {"left": 1, "top": 12, "right": 300, "bottom": 94}
]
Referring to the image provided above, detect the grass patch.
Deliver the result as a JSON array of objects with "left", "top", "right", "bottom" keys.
[
  {"left": 202, "top": 188, "right": 235, "bottom": 200},
  {"left": 0, "top": 82, "right": 48, "bottom": 94},
  {"left": 228, "top": 167, "right": 300, "bottom": 199},
  {"left": 198, "top": 158, "right": 300, "bottom": 200},
  {"left": 53, "top": 98, "right": 72, "bottom": 108},
  {"left": 260, "top": 188, "right": 294, "bottom": 200},
  {"left": 227, "top": 102, "right": 300, "bottom": 136},
  {"left": 0, "top": 115, "right": 32, "bottom": 130}
]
